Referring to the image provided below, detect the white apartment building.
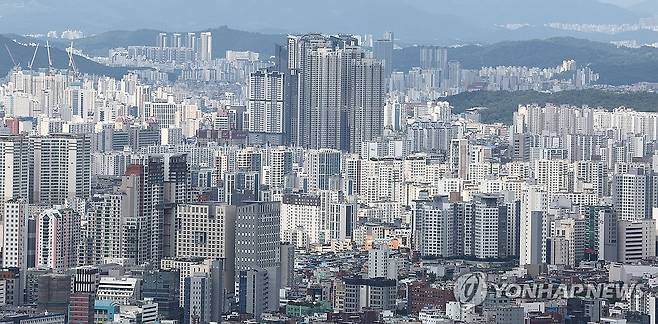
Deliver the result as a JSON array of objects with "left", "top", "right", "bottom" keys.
[
  {"left": 2, "top": 200, "right": 28, "bottom": 269},
  {"left": 31, "top": 134, "right": 91, "bottom": 205},
  {"left": 0, "top": 135, "right": 30, "bottom": 201},
  {"left": 280, "top": 193, "right": 322, "bottom": 248}
]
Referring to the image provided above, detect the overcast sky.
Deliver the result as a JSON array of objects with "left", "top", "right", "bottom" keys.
[{"left": 0, "top": 0, "right": 655, "bottom": 44}]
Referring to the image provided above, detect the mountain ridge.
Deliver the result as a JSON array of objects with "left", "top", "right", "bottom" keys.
[
  {"left": 5, "top": 32, "right": 658, "bottom": 86},
  {"left": 394, "top": 37, "right": 658, "bottom": 85},
  {"left": 0, "top": 34, "right": 129, "bottom": 79},
  {"left": 0, "top": 0, "right": 645, "bottom": 43},
  {"left": 47, "top": 26, "right": 286, "bottom": 58}
]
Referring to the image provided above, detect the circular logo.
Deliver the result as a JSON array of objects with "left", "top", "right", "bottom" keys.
[{"left": 453, "top": 272, "right": 488, "bottom": 306}]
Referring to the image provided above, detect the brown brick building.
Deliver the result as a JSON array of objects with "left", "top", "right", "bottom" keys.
[{"left": 407, "top": 282, "right": 455, "bottom": 314}]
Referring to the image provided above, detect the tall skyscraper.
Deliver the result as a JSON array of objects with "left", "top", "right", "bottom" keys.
[
  {"left": 373, "top": 32, "right": 394, "bottom": 78},
  {"left": 351, "top": 58, "right": 385, "bottom": 153},
  {"left": 158, "top": 32, "right": 168, "bottom": 48},
  {"left": 287, "top": 34, "right": 384, "bottom": 152},
  {"left": 120, "top": 162, "right": 163, "bottom": 265},
  {"left": 247, "top": 70, "right": 285, "bottom": 134},
  {"left": 199, "top": 32, "right": 213, "bottom": 62},
  {"left": 31, "top": 134, "right": 91, "bottom": 205},
  {"left": 171, "top": 33, "right": 182, "bottom": 48},
  {"left": 305, "top": 46, "right": 356, "bottom": 150},
  {"left": 519, "top": 185, "right": 548, "bottom": 266},
  {"left": 420, "top": 46, "right": 448, "bottom": 72},
  {"left": 186, "top": 32, "right": 196, "bottom": 50}
]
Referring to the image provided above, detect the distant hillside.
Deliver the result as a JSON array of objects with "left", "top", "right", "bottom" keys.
[
  {"left": 56, "top": 29, "right": 163, "bottom": 57},
  {"left": 394, "top": 37, "right": 658, "bottom": 85},
  {"left": 0, "top": 35, "right": 129, "bottom": 79},
  {"left": 0, "top": 0, "right": 642, "bottom": 43},
  {"left": 447, "top": 89, "right": 658, "bottom": 123},
  {"left": 52, "top": 26, "right": 286, "bottom": 58},
  {"left": 630, "top": 0, "right": 658, "bottom": 15}
]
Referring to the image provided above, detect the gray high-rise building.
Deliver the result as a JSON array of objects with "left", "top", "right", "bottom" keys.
[
  {"left": 143, "top": 270, "right": 180, "bottom": 320},
  {"left": 239, "top": 267, "right": 270, "bottom": 319},
  {"left": 158, "top": 32, "right": 168, "bottom": 48},
  {"left": 234, "top": 201, "right": 280, "bottom": 313},
  {"left": 117, "top": 153, "right": 190, "bottom": 265},
  {"left": 351, "top": 58, "right": 385, "bottom": 153},
  {"left": 280, "top": 243, "right": 294, "bottom": 289},
  {"left": 373, "top": 32, "right": 394, "bottom": 78},
  {"left": 37, "top": 273, "right": 71, "bottom": 313},
  {"left": 304, "top": 149, "right": 342, "bottom": 191},
  {"left": 182, "top": 259, "right": 224, "bottom": 324},
  {"left": 447, "top": 60, "right": 461, "bottom": 89},
  {"left": 420, "top": 46, "right": 448, "bottom": 72},
  {"left": 186, "top": 32, "right": 197, "bottom": 50},
  {"left": 199, "top": 32, "right": 212, "bottom": 62},
  {"left": 247, "top": 70, "right": 285, "bottom": 134},
  {"left": 287, "top": 34, "right": 384, "bottom": 152},
  {"left": 175, "top": 202, "right": 236, "bottom": 291},
  {"left": 171, "top": 33, "right": 182, "bottom": 48},
  {"left": 183, "top": 274, "right": 212, "bottom": 324}
]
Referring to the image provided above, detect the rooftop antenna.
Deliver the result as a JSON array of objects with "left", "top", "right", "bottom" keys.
[{"left": 28, "top": 43, "right": 39, "bottom": 70}]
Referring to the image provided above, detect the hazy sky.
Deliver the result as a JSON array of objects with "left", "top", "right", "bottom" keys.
[
  {"left": 599, "top": 0, "right": 644, "bottom": 7},
  {"left": 0, "top": 0, "right": 655, "bottom": 44}
]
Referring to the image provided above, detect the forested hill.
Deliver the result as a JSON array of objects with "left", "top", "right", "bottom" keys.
[
  {"left": 394, "top": 37, "right": 658, "bottom": 85},
  {"left": 447, "top": 89, "right": 658, "bottom": 123}
]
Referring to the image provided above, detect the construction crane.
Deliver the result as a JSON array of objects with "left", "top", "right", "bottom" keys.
[
  {"left": 46, "top": 40, "right": 53, "bottom": 74},
  {"left": 4, "top": 43, "right": 20, "bottom": 71},
  {"left": 27, "top": 43, "right": 39, "bottom": 70},
  {"left": 67, "top": 41, "right": 79, "bottom": 76}
]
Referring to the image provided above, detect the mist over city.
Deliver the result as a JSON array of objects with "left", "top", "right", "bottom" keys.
[{"left": 1, "top": 1, "right": 658, "bottom": 323}]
